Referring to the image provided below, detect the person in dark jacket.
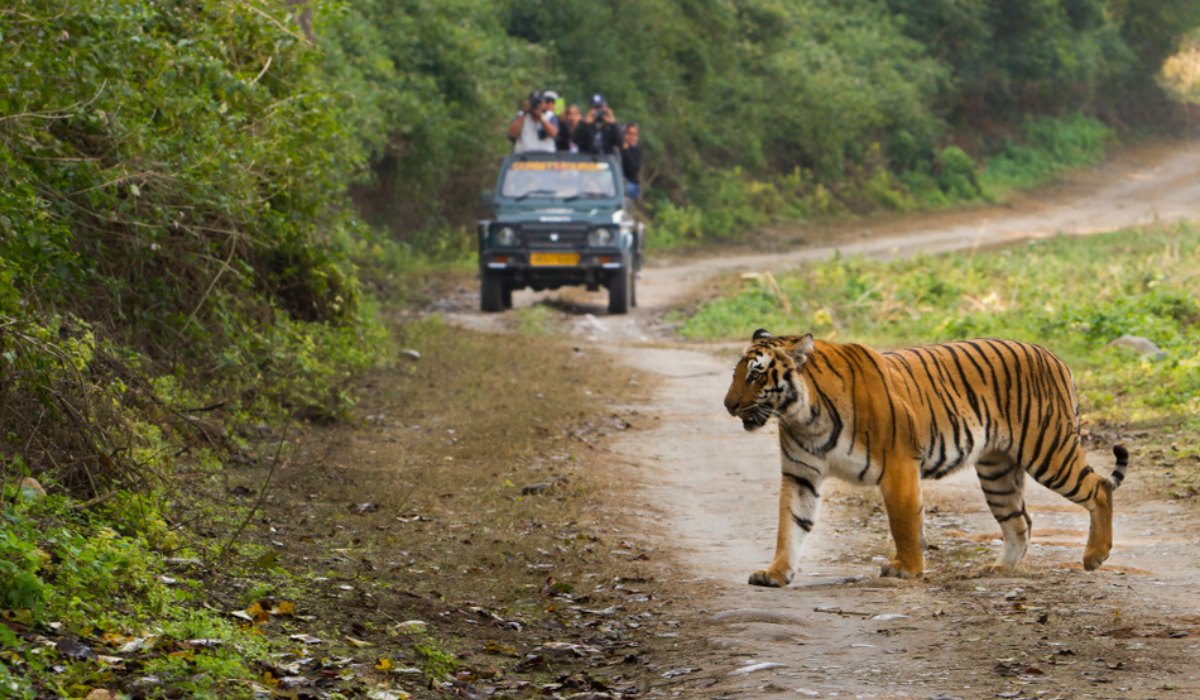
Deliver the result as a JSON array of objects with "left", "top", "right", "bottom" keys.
[
  {"left": 555, "top": 103, "right": 586, "bottom": 153},
  {"left": 582, "top": 93, "right": 621, "bottom": 155},
  {"left": 620, "top": 122, "right": 643, "bottom": 200}
]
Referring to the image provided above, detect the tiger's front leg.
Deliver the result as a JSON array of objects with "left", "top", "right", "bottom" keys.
[
  {"left": 879, "top": 458, "right": 925, "bottom": 578},
  {"left": 749, "top": 472, "right": 822, "bottom": 587}
]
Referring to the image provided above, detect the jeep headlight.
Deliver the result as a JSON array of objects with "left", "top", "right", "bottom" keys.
[
  {"left": 494, "top": 226, "right": 517, "bottom": 247},
  {"left": 587, "top": 227, "right": 613, "bottom": 246}
]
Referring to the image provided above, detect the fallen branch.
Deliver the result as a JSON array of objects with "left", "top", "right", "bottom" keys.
[
  {"left": 69, "top": 490, "right": 120, "bottom": 511},
  {"left": 812, "top": 606, "right": 874, "bottom": 618}
]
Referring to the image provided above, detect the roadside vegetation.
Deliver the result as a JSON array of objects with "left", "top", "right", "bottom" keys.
[
  {"left": 0, "top": 1, "right": 386, "bottom": 695},
  {"left": 650, "top": 113, "right": 1116, "bottom": 249},
  {"left": 679, "top": 224, "right": 1200, "bottom": 434}
]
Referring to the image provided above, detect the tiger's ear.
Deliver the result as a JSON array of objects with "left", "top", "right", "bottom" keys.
[
  {"left": 792, "top": 333, "right": 815, "bottom": 364},
  {"left": 752, "top": 328, "right": 773, "bottom": 341}
]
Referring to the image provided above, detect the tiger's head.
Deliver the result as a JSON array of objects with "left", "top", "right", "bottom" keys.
[{"left": 724, "top": 329, "right": 815, "bottom": 431}]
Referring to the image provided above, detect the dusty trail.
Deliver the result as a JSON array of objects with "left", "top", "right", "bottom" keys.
[{"left": 447, "top": 140, "right": 1200, "bottom": 697}]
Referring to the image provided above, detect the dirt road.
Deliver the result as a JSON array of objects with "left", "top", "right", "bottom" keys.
[{"left": 449, "top": 140, "right": 1200, "bottom": 698}]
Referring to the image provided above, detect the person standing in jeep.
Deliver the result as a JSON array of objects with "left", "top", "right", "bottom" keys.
[
  {"left": 508, "top": 91, "right": 559, "bottom": 153},
  {"left": 582, "top": 94, "right": 621, "bottom": 155},
  {"left": 621, "top": 122, "right": 643, "bottom": 200},
  {"left": 556, "top": 103, "right": 586, "bottom": 154}
]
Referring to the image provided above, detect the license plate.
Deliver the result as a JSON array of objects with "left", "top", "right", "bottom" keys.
[{"left": 530, "top": 252, "right": 580, "bottom": 266}]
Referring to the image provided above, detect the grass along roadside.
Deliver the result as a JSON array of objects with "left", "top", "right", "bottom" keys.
[{"left": 676, "top": 223, "right": 1200, "bottom": 495}]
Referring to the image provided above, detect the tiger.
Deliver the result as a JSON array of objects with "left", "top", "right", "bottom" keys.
[{"left": 723, "top": 329, "right": 1129, "bottom": 588}]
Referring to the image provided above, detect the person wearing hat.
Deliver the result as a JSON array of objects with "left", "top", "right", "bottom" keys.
[
  {"left": 541, "top": 90, "right": 561, "bottom": 121},
  {"left": 508, "top": 90, "right": 559, "bottom": 153},
  {"left": 582, "top": 93, "right": 621, "bottom": 155}
]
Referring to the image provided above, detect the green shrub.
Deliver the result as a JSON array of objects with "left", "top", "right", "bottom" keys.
[
  {"left": 935, "top": 146, "right": 982, "bottom": 200},
  {"left": 980, "top": 115, "right": 1114, "bottom": 198}
]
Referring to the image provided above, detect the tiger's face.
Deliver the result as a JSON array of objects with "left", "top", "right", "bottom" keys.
[{"left": 724, "top": 329, "right": 814, "bottom": 431}]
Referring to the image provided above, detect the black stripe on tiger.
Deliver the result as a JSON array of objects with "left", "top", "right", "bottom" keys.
[
  {"left": 785, "top": 472, "right": 820, "bottom": 498},
  {"left": 1110, "top": 445, "right": 1129, "bottom": 488}
]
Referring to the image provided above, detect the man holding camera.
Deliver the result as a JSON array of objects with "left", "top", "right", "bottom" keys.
[
  {"left": 582, "top": 94, "right": 621, "bottom": 155},
  {"left": 508, "top": 90, "right": 559, "bottom": 153}
]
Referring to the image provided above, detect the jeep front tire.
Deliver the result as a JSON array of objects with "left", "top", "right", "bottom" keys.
[
  {"left": 607, "top": 266, "right": 631, "bottom": 315},
  {"left": 481, "top": 273, "right": 504, "bottom": 312}
]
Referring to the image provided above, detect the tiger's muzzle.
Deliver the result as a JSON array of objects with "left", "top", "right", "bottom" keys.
[
  {"left": 725, "top": 398, "right": 768, "bottom": 431},
  {"left": 739, "top": 412, "right": 768, "bottom": 431}
]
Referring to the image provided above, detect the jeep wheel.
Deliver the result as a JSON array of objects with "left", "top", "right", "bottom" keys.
[
  {"left": 481, "top": 273, "right": 504, "bottom": 312},
  {"left": 607, "top": 266, "right": 631, "bottom": 315},
  {"left": 502, "top": 284, "right": 513, "bottom": 309}
]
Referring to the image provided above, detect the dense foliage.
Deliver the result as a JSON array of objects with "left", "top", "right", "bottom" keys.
[
  {"left": 1, "top": 4, "right": 383, "bottom": 690},
  {"left": 1, "top": 0, "right": 384, "bottom": 491}
]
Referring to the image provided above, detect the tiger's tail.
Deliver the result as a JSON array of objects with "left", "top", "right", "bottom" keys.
[{"left": 1109, "top": 445, "right": 1129, "bottom": 489}]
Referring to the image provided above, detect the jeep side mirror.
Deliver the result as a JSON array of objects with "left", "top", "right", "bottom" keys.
[{"left": 481, "top": 191, "right": 495, "bottom": 209}]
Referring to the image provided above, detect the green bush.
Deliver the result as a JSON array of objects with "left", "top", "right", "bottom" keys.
[
  {"left": 935, "top": 146, "right": 982, "bottom": 200},
  {"left": 980, "top": 114, "right": 1114, "bottom": 197}
]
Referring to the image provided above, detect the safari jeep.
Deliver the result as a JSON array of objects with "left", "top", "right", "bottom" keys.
[{"left": 478, "top": 152, "right": 644, "bottom": 313}]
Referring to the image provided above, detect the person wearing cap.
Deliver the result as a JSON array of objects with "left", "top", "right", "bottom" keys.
[
  {"left": 541, "top": 90, "right": 561, "bottom": 121},
  {"left": 582, "top": 93, "right": 621, "bottom": 155},
  {"left": 508, "top": 90, "right": 559, "bottom": 153}
]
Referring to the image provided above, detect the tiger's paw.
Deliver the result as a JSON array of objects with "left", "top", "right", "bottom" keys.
[
  {"left": 879, "top": 560, "right": 921, "bottom": 579},
  {"left": 979, "top": 561, "right": 1017, "bottom": 576},
  {"left": 748, "top": 569, "right": 791, "bottom": 588},
  {"left": 1082, "top": 551, "right": 1108, "bottom": 571}
]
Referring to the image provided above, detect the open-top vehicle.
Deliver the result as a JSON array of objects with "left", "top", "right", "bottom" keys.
[{"left": 478, "top": 152, "right": 644, "bottom": 313}]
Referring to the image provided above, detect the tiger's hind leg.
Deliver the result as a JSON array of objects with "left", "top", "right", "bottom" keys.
[
  {"left": 975, "top": 454, "right": 1031, "bottom": 574},
  {"left": 1029, "top": 444, "right": 1113, "bottom": 571}
]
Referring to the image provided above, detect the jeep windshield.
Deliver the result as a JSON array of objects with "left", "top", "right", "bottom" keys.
[{"left": 499, "top": 160, "right": 617, "bottom": 200}]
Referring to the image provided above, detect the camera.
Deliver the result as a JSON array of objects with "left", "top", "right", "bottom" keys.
[{"left": 527, "top": 90, "right": 543, "bottom": 113}]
